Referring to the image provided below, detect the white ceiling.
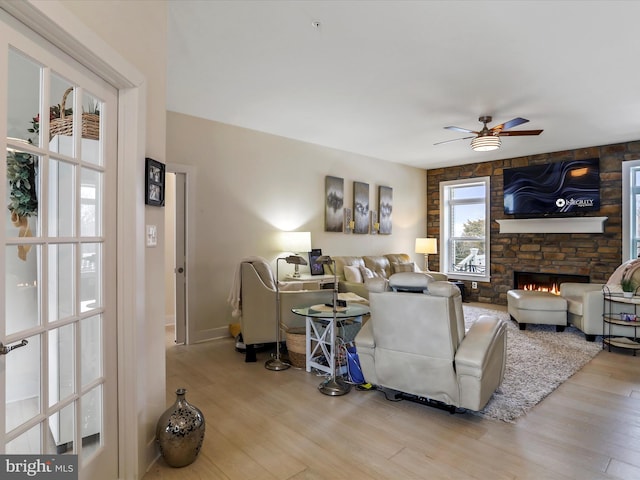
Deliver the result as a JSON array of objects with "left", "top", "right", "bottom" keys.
[{"left": 166, "top": 0, "right": 640, "bottom": 169}]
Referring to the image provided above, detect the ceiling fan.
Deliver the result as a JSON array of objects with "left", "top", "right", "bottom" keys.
[{"left": 435, "top": 116, "right": 543, "bottom": 151}]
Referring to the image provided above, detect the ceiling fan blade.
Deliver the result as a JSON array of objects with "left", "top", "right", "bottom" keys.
[
  {"left": 434, "top": 136, "right": 475, "bottom": 146},
  {"left": 444, "top": 126, "right": 478, "bottom": 134},
  {"left": 491, "top": 117, "right": 529, "bottom": 133},
  {"left": 498, "top": 129, "right": 543, "bottom": 136}
]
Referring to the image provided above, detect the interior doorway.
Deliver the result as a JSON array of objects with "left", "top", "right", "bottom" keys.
[{"left": 165, "top": 168, "right": 188, "bottom": 344}]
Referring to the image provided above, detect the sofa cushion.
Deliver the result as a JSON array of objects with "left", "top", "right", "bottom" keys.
[
  {"left": 360, "top": 265, "right": 377, "bottom": 279},
  {"left": 344, "top": 265, "right": 363, "bottom": 283},
  {"left": 564, "top": 295, "right": 584, "bottom": 316},
  {"left": 364, "top": 255, "right": 392, "bottom": 278},
  {"left": 391, "top": 261, "right": 416, "bottom": 274},
  {"left": 365, "top": 277, "right": 389, "bottom": 293},
  {"left": 385, "top": 253, "right": 412, "bottom": 265},
  {"left": 332, "top": 256, "right": 365, "bottom": 280}
]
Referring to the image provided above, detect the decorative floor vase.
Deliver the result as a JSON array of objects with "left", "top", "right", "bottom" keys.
[{"left": 156, "top": 388, "right": 206, "bottom": 467}]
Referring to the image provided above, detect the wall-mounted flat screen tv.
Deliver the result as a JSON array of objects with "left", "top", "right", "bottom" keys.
[{"left": 503, "top": 158, "right": 600, "bottom": 216}]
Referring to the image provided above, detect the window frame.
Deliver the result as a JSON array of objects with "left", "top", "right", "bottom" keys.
[
  {"left": 623, "top": 159, "right": 640, "bottom": 262},
  {"left": 439, "top": 176, "right": 491, "bottom": 282}
]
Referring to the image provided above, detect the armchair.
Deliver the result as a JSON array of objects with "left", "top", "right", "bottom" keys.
[
  {"left": 239, "top": 261, "right": 332, "bottom": 361},
  {"left": 559, "top": 282, "right": 605, "bottom": 341},
  {"left": 355, "top": 273, "right": 506, "bottom": 412}
]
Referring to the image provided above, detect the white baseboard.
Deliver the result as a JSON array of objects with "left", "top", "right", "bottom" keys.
[{"left": 190, "top": 326, "right": 230, "bottom": 344}]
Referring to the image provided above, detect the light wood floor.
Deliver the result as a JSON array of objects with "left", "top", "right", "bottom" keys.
[{"left": 144, "top": 304, "right": 640, "bottom": 480}]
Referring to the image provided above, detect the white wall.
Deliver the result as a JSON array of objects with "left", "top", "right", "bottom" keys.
[
  {"left": 59, "top": 0, "right": 167, "bottom": 475},
  {"left": 166, "top": 112, "right": 428, "bottom": 343}
]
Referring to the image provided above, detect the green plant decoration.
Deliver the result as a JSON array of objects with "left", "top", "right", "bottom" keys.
[
  {"left": 621, "top": 277, "right": 635, "bottom": 293},
  {"left": 7, "top": 150, "right": 38, "bottom": 218}
]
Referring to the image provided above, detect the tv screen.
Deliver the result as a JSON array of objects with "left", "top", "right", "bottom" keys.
[{"left": 503, "top": 158, "right": 600, "bottom": 215}]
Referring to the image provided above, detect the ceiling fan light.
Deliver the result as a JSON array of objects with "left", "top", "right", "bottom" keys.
[{"left": 471, "top": 135, "right": 501, "bottom": 152}]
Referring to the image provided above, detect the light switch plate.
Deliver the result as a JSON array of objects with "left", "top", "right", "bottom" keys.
[{"left": 146, "top": 225, "right": 157, "bottom": 247}]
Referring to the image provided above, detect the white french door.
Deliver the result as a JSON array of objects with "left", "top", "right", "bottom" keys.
[{"left": 0, "top": 10, "right": 117, "bottom": 479}]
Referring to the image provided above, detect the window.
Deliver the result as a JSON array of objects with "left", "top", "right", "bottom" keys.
[
  {"left": 623, "top": 159, "right": 640, "bottom": 261},
  {"left": 440, "top": 177, "right": 490, "bottom": 282}
]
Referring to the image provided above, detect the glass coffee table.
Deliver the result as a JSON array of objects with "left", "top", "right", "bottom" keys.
[{"left": 291, "top": 303, "right": 369, "bottom": 383}]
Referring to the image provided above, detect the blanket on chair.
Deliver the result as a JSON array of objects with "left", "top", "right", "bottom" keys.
[{"left": 227, "top": 256, "right": 273, "bottom": 318}]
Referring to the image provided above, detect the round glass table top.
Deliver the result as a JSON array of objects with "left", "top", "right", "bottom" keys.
[{"left": 292, "top": 303, "right": 369, "bottom": 319}]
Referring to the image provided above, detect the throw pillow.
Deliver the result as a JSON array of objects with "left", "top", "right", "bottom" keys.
[
  {"left": 391, "top": 262, "right": 416, "bottom": 274},
  {"left": 344, "top": 265, "right": 364, "bottom": 283},
  {"left": 359, "top": 265, "right": 377, "bottom": 279},
  {"left": 365, "top": 277, "right": 389, "bottom": 293}
]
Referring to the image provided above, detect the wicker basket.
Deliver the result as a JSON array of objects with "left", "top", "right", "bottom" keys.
[
  {"left": 49, "top": 87, "right": 100, "bottom": 140},
  {"left": 285, "top": 327, "right": 306, "bottom": 368}
]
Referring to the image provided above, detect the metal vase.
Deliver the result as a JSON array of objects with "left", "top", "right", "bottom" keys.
[{"left": 156, "top": 388, "right": 206, "bottom": 467}]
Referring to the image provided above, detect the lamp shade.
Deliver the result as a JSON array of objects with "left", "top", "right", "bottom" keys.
[
  {"left": 284, "top": 255, "right": 307, "bottom": 265},
  {"left": 471, "top": 135, "right": 501, "bottom": 152},
  {"left": 415, "top": 238, "right": 437, "bottom": 255},
  {"left": 280, "top": 231, "right": 311, "bottom": 253}
]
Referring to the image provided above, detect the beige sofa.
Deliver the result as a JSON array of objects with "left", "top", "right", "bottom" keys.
[{"left": 330, "top": 253, "right": 447, "bottom": 299}]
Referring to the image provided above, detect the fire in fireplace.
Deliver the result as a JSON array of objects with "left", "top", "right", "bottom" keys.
[{"left": 513, "top": 271, "right": 590, "bottom": 295}]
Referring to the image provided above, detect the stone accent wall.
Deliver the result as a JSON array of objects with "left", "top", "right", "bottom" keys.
[{"left": 427, "top": 141, "right": 640, "bottom": 305}]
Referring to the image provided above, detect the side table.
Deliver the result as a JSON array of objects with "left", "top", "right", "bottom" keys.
[
  {"left": 284, "top": 273, "right": 335, "bottom": 290},
  {"left": 602, "top": 287, "right": 640, "bottom": 355},
  {"left": 291, "top": 303, "right": 369, "bottom": 377}
]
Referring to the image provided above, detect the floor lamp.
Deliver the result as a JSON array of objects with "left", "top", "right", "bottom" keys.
[
  {"left": 315, "top": 255, "right": 351, "bottom": 396},
  {"left": 415, "top": 238, "right": 437, "bottom": 272},
  {"left": 265, "top": 255, "right": 308, "bottom": 371}
]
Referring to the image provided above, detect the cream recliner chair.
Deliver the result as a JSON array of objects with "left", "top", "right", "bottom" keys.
[
  {"left": 559, "top": 282, "right": 606, "bottom": 341},
  {"left": 355, "top": 273, "right": 507, "bottom": 412},
  {"left": 238, "top": 261, "right": 332, "bottom": 361}
]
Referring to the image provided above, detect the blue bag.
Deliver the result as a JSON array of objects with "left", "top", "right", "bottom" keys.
[{"left": 346, "top": 345, "right": 365, "bottom": 384}]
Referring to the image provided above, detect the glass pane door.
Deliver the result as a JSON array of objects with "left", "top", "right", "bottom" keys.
[{"left": 1, "top": 12, "right": 117, "bottom": 479}]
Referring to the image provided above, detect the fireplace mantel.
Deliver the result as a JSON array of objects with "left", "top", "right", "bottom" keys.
[{"left": 497, "top": 216, "right": 608, "bottom": 234}]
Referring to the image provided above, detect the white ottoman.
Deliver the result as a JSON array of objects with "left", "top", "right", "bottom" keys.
[{"left": 507, "top": 289, "right": 568, "bottom": 331}]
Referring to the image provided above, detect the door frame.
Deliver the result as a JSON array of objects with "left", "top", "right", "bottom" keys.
[
  {"left": 166, "top": 164, "right": 195, "bottom": 344},
  {"left": 0, "top": 1, "right": 148, "bottom": 478}
]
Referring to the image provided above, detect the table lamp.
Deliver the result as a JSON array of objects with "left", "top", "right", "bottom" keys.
[
  {"left": 314, "top": 255, "right": 351, "bottom": 396},
  {"left": 265, "top": 255, "right": 308, "bottom": 371},
  {"left": 415, "top": 238, "right": 437, "bottom": 272},
  {"left": 280, "top": 231, "right": 312, "bottom": 278}
]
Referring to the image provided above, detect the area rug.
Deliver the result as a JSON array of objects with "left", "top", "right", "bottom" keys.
[{"left": 464, "top": 305, "right": 602, "bottom": 423}]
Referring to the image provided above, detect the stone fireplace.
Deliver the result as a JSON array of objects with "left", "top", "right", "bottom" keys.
[
  {"left": 425, "top": 141, "right": 640, "bottom": 305},
  {"left": 514, "top": 271, "right": 590, "bottom": 295}
]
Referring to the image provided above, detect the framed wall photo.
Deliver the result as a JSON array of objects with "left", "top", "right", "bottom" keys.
[
  {"left": 145, "top": 157, "right": 165, "bottom": 207},
  {"left": 353, "top": 181, "right": 370, "bottom": 234},
  {"left": 379, "top": 185, "right": 393, "bottom": 234},
  {"left": 325, "top": 175, "right": 344, "bottom": 232},
  {"left": 309, "top": 249, "right": 324, "bottom": 275}
]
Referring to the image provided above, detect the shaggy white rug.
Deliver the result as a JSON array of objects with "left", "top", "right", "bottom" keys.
[{"left": 464, "top": 305, "right": 602, "bottom": 423}]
